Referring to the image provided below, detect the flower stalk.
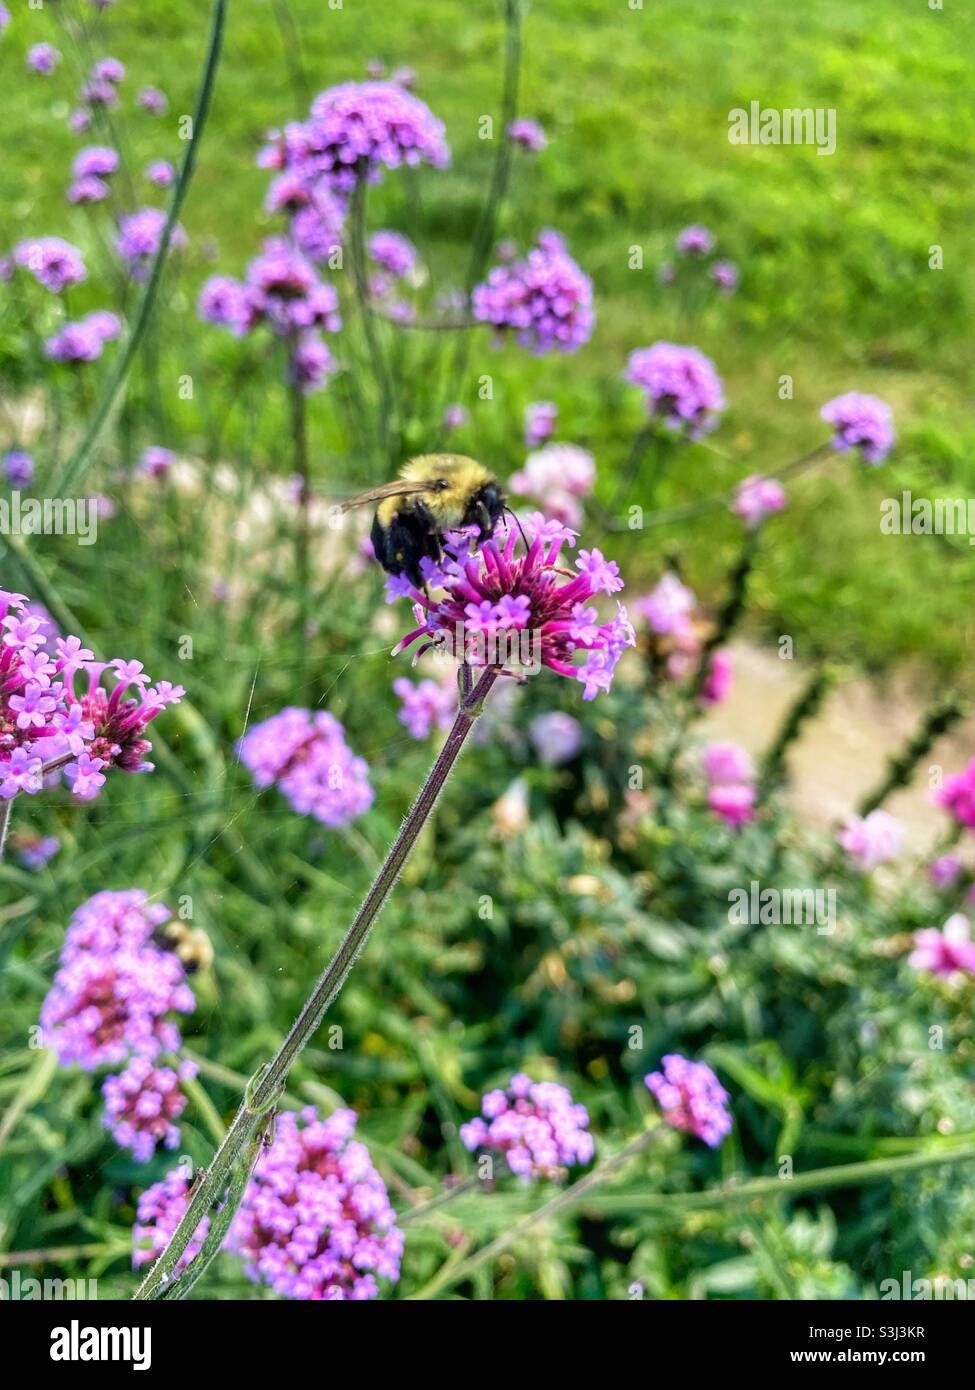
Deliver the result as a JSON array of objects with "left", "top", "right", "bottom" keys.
[
  {"left": 858, "top": 691, "right": 967, "bottom": 816},
  {"left": 133, "top": 663, "right": 500, "bottom": 1300}
]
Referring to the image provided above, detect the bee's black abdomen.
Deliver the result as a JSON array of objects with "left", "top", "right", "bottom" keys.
[{"left": 374, "top": 505, "right": 439, "bottom": 589}]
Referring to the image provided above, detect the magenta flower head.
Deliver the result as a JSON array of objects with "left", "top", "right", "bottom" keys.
[
  {"left": 68, "top": 176, "right": 111, "bottom": 205},
  {"left": 90, "top": 56, "right": 125, "bottom": 84},
  {"left": 4, "top": 449, "right": 34, "bottom": 488},
  {"left": 136, "top": 446, "right": 175, "bottom": 478},
  {"left": 116, "top": 208, "right": 186, "bottom": 280},
  {"left": 197, "top": 275, "right": 252, "bottom": 335},
  {"left": 227, "top": 1107, "right": 403, "bottom": 1300},
  {"left": 14, "top": 236, "right": 87, "bottom": 293},
  {"left": 935, "top": 760, "right": 975, "bottom": 832},
  {"left": 264, "top": 81, "right": 449, "bottom": 194},
  {"left": 133, "top": 1169, "right": 209, "bottom": 1274},
  {"left": 290, "top": 332, "right": 339, "bottom": 394},
  {"left": 103, "top": 1056, "right": 196, "bottom": 1162},
  {"left": 838, "top": 809, "right": 904, "bottom": 872},
  {"left": 137, "top": 86, "right": 169, "bottom": 116},
  {"left": 699, "top": 647, "right": 733, "bottom": 706},
  {"left": 821, "top": 391, "right": 895, "bottom": 465},
  {"left": 645, "top": 1055, "right": 732, "bottom": 1148},
  {"left": 701, "top": 741, "right": 753, "bottom": 785},
  {"left": 369, "top": 229, "right": 417, "bottom": 279},
  {"left": 389, "top": 514, "right": 634, "bottom": 701},
  {"left": 634, "top": 571, "right": 696, "bottom": 636},
  {"left": 530, "top": 711, "right": 583, "bottom": 767},
  {"left": 909, "top": 914, "right": 975, "bottom": 981},
  {"left": 732, "top": 474, "right": 787, "bottom": 529},
  {"left": 0, "top": 5, "right": 10, "bottom": 34},
  {"left": 145, "top": 159, "right": 176, "bottom": 188},
  {"left": 27, "top": 42, "right": 61, "bottom": 74},
  {"left": 473, "top": 231, "right": 594, "bottom": 354},
  {"left": 45, "top": 311, "right": 120, "bottom": 364},
  {"left": 708, "top": 782, "right": 757, "bottom": 829},
  {"left": 56, "top": 658, "right": 184, "bottom": 778},
  {"left": 711, "top": 259, "right": 739, "bottom": 293},
  {"left": 460, "top": 1073, "right": 595, "bottom": 1181},
  {"left": 507, "top": 118, "right": 547, "bottom": 152},
  {"left": 524, "top": 400, "right": 558, "bottom": 448},
  {"left": 676, "top": 224, "right": 714, "bottom": 256},
  {"left": 928, "top": 854, "right": 963, "bottom": 890},
  {"left": 60, "top": 888, "right": 173, "bottom": 961},
  {"left": 393, "top": 674, "right": 456, "bottom": 739},
  {"left": 73, "top": 146, "right": 120, "bottom": 179},
  {"left": 625, "top": 342, "right": 725, "bottom": 439},
  {"left": 238, "top": 708, "right": 373, "bottom": 827}
]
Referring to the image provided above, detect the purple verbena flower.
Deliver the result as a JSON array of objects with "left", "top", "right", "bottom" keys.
[
  {"left": 472, "top": 231, "right": 594, "bottom": 354},
  {"left": 116, "top": 208, "right": 186, "bottom": 280},
  {"left": 238, "top": 708, "right": 373, "bottom": 827},
  {"left": 68, "top": 176, "right": 111, "bottom": 205},
  {"left": 936, "top": 760, "right": 975, "bottom": 832},
  {"left": 676, "top": 224, "right": 714, "bottom": 256},
  {"left": 624, "top": 342, "right": 725, "bottom": 439},
  {"left": 27, "top": 43, "right": 61, "bottom": 74},
  {"left": 524, "top": 400, "right": 558, "bottom": 448},
  {"left": 14, "top": 236, "right": 87, "bottom": 293},
  {"left": 103, "top": 1057, "right": 196, "bottom": 1162},
  {"left": 909, "top": 915, "right": 975, "bottom": 981},
  {"left": 145, "top": 159, "right": 176, "bottom": 188},
  {"left": 507, "top": 118, "right": 547, "bottom": 152},
  {"left": 227, "top": 1107, "right": 403, "bottom": 1300},
  {"left": 44, "top": 311, "right": 120, "bottom": 364},
  {"left": 392, "top": 674, "right": 456, "bottom": 739},
  {"left": 137, "top": 86, "right": 169, "bottom": 116},
  {"left": 369, "top": 229, "right": 417, "bottom": 279},
  {"left": 711, "top": 259, "right": 739, "bottom": 293},
  {"left": 15, "top": 833, "right": 61, "bottom": 869},
  {"left": 645, "top": 1055, "right": 732, "bottom": 1148},
  {"left": 821, "top": 392, "right": 895, "bottom": 465},
  {"left": 388, "top": 514, "right": 634, "bottom": 700},
  {"left": 732, "top": 474, "right": 787, "bottom": 529},
  {"left": 460, "top": 1073, "right": 594, "bottom": 1180},
  {"left": 73, "top": 146, "right": 120, "bottom": 179},
  {"left": 529, "top": 711, "right": 583, "bottom": 766},
  {"left": 838, "top": 810, "right": 905, "bottom": 871},
  {"left": 4, "top": 450, "right": 34, "bottom": 488}
]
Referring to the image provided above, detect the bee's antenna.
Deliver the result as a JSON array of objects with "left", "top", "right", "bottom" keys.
[{"left": 504, "top": 506, "right": 531, "bottom": 552}]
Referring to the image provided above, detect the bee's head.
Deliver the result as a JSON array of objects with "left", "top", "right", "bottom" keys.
[{"left": 465, "top": 480, "right": 506, "bottom": 540}]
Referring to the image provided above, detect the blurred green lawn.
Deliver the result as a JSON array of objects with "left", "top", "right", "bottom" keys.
[{"left": 3, "top": 0, "right": 974, "bottom": 674}]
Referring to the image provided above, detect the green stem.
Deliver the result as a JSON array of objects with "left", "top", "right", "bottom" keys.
[
  {"left": 857, "top": 692, "right": 967, "bottom": 816},
  {"left": 419, "top": 1124, "right": 662, "bottom": 1297},
  {"left": 52, "top": 0, "right": 228, "bottom": 497},
  {"left": 133, "top": 665, "right": 500, "bottom": 1300}
]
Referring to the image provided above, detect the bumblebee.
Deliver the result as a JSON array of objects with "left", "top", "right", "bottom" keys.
[
  {"left": 154, "top": 919, "right": 214, "bottom": 974},
  {"left": 341, "top": 454, "right": 507, "bottom": 588}
]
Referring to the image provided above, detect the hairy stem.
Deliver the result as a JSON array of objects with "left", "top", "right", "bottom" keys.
[{"left": 133, "top": 664, "right": 500, "bottom": 1300}]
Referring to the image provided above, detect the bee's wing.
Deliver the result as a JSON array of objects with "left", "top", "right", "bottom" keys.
[{"left": 338, "top": 481, "right": 434, "bottom": 513}]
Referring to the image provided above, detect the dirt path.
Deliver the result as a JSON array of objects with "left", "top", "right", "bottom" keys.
[{"left": 699, "top": 641, "right": 973, "bottom": 847}]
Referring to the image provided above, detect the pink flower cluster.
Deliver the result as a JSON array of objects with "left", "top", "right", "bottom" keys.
[
  {"left": 393, "top": 674, "right": 456, "bottom": 739},
  {"left": 524, "top": 400, "right": 558, "bottom": 447},
  {"left": 624, "top": 342, "right": 725, "bottom": 439},
  {"left": 910, "top": 915, "right": 975, "bottom": 981},
  {"left": 701, "top": 741, "right": 756, "bottom": 828},
  {"left": 509, "top": 443, "right": 596, "bottom": 528},
  {"left": 838, "top": 810, "right": 904, "bottom": 872},
  {"left": 1, "top": 590, "right": 183, "bottom": 801},
  {"left": 645, "top": 1054, "right": 732, "bottom": 1148},
  {"left": 473, "top": 230, "right": 594, "bottom": 354},
  {"left": 732, "top": 474, "right": 787, "bottom": 529},
  {"left": 116, "top": 208, "right": 187, "bottom": 281},
  {"left": 936, "top": 760, "right": 975, "bottom": 832},
  {"left": 507, "top": 118, "right": 547, "bottom": 152},
  {"left": 102, "top": 1056, "right": 197, "bottom": 1162},
  {"left": 460, "top": 1073, "right": 595, "bottom": 1180},
  {"left": 389, "top": 514, "right": 634, "bottom": 701},
  {"left": 226, "top": 1107, "right": 403, "bottom": 1300},
  {"left": 633, "top": 574, "right": 733, "bottom": 704},
  {"left": 40, "top": 890, "right": 194, "bottom": 1072},
  {"left": 237, "top": 708, "right": 374, "bottom": 827}
]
